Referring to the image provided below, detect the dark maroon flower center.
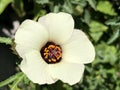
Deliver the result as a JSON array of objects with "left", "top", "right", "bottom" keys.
[{"left": 40, "top": 42, "right": 62, "bottom": 64}]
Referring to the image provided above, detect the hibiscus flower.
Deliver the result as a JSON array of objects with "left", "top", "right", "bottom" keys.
[{"left": 15, "top": 12, "right": 95, "bottom": 85}]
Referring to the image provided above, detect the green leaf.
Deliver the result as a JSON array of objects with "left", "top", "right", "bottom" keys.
[
  {"left": 89, "top": 21, "right": 108, "bottom": 33},
  {"left": 83, "top": 10, "right": 91, "bottom": 24},
  {"left": 35, "top": 0, "right": 49, "bottom": 4},
  {"left": 0, "top": 0, "right": 13, "bottom": 14},
  {"left": 0, "top": 37, "right": 12, "bottom": 45},
  {"left": 97, "top": 1, "right": 117, "bottom": 16},
  {"left": 33, "top": 9, "right": 46, "bottom": 21},
  {"left": 12, "top": 0, "right": 25, "bottom": 17},
  {"left": 62, "top": 0, "right": 73, "bottom": 14},
  {"left": 86, "top": 0, "right": 96, "bottom": 10},
  {"left": 53, "top": 5, "right": 60, "bottom": 13},
  {"left": 9, "top": 72, "right": 25, "bottom": 90},
  {"left": 0, "top": 72, "right": 23, "bottom": 88},
  {"left": 89, "top": 21, "right": 108, "bottom": 42},
  {"left": 105, "top": 17, "right": 120, "bottom": 26},
  {"left": 107, "top": 29, "right": 120, "bottom": 44},
  {"left": 90, "top": 32, "right": 103, "bottom": 42},
  {"left": 95, "top": 43, "right": 117, "bottom": 65}
]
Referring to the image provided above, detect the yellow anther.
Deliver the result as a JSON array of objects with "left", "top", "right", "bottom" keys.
[
  {"left": 57, "top": 56, "right": 60, "bottom": 60},
  {"left": 48, "top": 45, "right": 55, "bottom": 49},
  {"left": 44, "top": 48, "right": 49, "bottom": 52},
  {"left": 56, "top": 53, "right": 62, "bottom": 60},
  {"left": 56, "top": 46, "right": 61, "bottom": 51},
  {"left": 57, "top": 57, "right": 60, "bottom": 60},
  {"left": 45, "top": 55, "right": 48, "bottom": 59},
  {"left": 44, "top": 53, "right": 49, "bottom": 56},
  {"left": 52, "top": 59, "right": 56, "bottom": 62},
  {"left": 48, "top": 59, "right": 52, "bottom": 62},
  {"left": 41, "top": 42, "right": 62, "bottom": 64}
]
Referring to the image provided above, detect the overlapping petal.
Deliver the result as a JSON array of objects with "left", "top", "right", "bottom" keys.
[
  {"left": 49, "top": 61, "right": 85, "bottom": 85},
  {"left": 38, "top": 12, "right": 74, "bottom": 44},
  {"left": 15, "top": 12, "right": 95, "bottom": 85},
  {"left": 15, "top": 20, "right": 48, "bottom": 58},
  {"left": 62, "top": 29, "right": 95, "bottom": 64},
  {"left": 20, "top": 50, "right": 55, "bottom": 84}
]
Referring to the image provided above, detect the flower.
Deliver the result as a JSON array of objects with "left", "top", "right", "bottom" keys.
[{"left": 15, "top": 12, "right": 95, "bottom": 85}]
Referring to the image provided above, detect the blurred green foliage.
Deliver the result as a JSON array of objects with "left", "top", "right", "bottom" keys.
[
  {"left": 0, "top": 0, "right": 13, "bottom": 14},
  {"left": 0, "top": 0, "right": 120, "bottom": 90}
]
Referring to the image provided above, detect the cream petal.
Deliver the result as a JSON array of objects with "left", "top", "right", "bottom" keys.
[
  {"left": 49, "top": 61, "right": 85, "bottom": 85},
  {"left": 38, "top": 12, "right": 74, "bottom": 44},
  {"left": 20, "top": 50, "right": 55, "bottom": 84},
  {"left": 15, "top": 20, "right": 48, "bottom": 58},
  {"left": 62, "top": 29, "right": 95, "bottom": 64}
]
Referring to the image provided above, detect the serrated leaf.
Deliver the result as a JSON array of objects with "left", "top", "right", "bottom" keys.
[
  {"left": 0, "top": 37, "right": 12, "bottom": 45},
  {"left": 89, "top": 21, "right": 108, "bottom": 33},
  {"left": 90, "top": 32, "right": 103, "bottom": 42},
  {"left": 0, "top": 0, "right": 13, "bottom": 14},
  {"left": 97, "top": 1, "right": 117, "bottom": 16},
  {"left": 89, "top": 21, "right": 108, "bottom": 42}
]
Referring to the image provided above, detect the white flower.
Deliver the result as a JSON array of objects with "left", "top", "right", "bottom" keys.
[{"left": 15, "top": 12, "right": 95, "bottom": 85}]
